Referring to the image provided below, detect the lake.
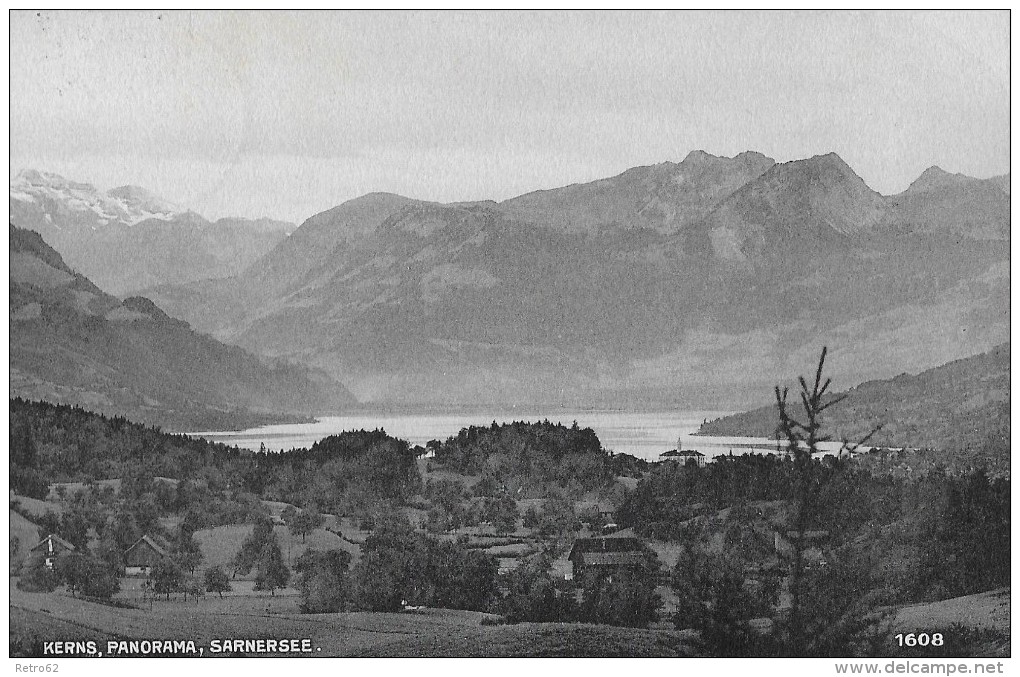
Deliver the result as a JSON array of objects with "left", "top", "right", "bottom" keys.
[{"left": 189, "top": 410, "right": 850, "bottom": 461}]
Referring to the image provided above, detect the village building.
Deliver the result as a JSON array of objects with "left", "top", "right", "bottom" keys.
[
  {"left": 567, "top": 533, "right": 648, "bottom": 582},
  {"left": 124, "top": 535, "right": 170, "bottom": 576},
  {"left": 30, "top": 533, "right": 76, "bottom": 570},
  {"left": 660, "top": 449, "right": 708, "bottom": 467}
]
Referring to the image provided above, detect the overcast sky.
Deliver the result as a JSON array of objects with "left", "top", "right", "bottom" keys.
[{"left": 9, "top": 10, "right": 1010, "bottom": 223}]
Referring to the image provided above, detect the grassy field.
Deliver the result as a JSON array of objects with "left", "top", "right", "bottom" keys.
[
  {"left": 194, "top": 523, "right": 360, "bottom": 577},
  {"left": 350, "top": 622, "right": 695, "bottom": 657},
  {"left": 893, "top": 587, "right": 1010, "bottom": 633},
  {"left": 10, "top": 576, "right": 1009, "bottom": 658},
  {"left": 116, "top": 576, "right": 302, "bottom": 609},
  {"left": 11, "top": 493, "right": 63, "bottom": 517},
  {"left": 10, "top": 580, "right": 694, "bottom": 657}
]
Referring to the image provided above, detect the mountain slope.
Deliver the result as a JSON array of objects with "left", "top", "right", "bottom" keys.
[
  {"left": 140, "top": 152, "right": 1010, "bottom": 408},
  {"left": 696, "top": 344, "right": 1009, "bottom": 457},
  {"left": 9, "top": 224, "right": 355, "bottom": 429},
  {"left": 689, "top": 153, "right": 885, "bottom": 266},
  {"left": 9, "top": 170, "right": 292, "bottom": 295},
  {"left": 882, "top": 168, "right": 1011, "bottom": 241}
]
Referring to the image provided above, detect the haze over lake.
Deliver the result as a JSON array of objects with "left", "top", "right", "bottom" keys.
[{"left": 189, "top": 410, "right": 846, "bottom": 461}]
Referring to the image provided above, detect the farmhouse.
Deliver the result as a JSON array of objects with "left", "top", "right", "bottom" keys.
[
  {"left": 660, "top": 448, "right": 707, "bottom": 467},
  {"left": 30, "top": 533, "right": 76, "bottom": 569},
  {"left": 567, "top": 534, "right": 648, "bottom": 582},
  {"left": 124, "top": 535, "right": 170, "bottom": 576}
]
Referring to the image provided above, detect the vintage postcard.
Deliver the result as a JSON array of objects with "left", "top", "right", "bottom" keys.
[{"left": 8, "top": 10, "right": 1010, "bottom": 672}]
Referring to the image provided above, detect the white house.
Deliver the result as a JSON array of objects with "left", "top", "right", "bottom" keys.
[{"left": 660, "top": 448, "right": 707, "bottom": 467}]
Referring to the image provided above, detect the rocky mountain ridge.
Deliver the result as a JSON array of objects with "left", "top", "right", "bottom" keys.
[{"left": 9, "top": 224, "right": 355, "bottom": 430}]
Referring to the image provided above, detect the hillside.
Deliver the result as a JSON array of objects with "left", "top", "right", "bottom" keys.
[
  {"left": 9, "top": 225, "right": 355, "bottom": 430},
  {"left": 138, "top": 152, "right": 1009, "bottom": 409},
  {"left": 696, "top": 344, "right": 1009, "bottom": 459},
  {"left": 9, "top": 509, "right": 41, "bottom": 572},
  {"left": 9, "top": 170, "right": 291, "bottom": 294}
]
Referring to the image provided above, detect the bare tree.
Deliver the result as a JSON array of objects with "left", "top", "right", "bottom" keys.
[{"left": 775, "top": 347, "right": 881, "bottom": 652}]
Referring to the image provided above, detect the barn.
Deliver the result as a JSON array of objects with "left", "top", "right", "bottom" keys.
[
  {"left": 30, "top": 533, "right": 76, "bottom": 570},
  {"left": 567, "top": 534, "right": 648, "bottom": 582},
  {"left": 124, "top": 535, "right": 170, "bottom": 576}
]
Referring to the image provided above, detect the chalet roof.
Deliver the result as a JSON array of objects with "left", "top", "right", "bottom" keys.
[
  {"left": 576, "top": 551, "right": 647, "bottom": 567},
  {"left": 568, "top": 536, "right": 643, "bottom": 561},
  {"left": 30, "top": 533, "right": 76, "bottom": 552},
  {"left": 576, "top": 499, "right": 616, "bottom": 513},
  {"left": 125, "top": 534, "right": 170, "bottom": 558},
  {"left": 661, "top": 449, "right": 705, "bottom": 458}
]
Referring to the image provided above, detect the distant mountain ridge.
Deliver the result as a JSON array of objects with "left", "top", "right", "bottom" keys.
[
  {"left": 9, "top": 169, "right": 293, "bottom": 295},
  {"left": 501, "top": 150, "right": 777, "bottom": 234},
  {"left": 105, "top": 151, "right": 1012, "bottom": 409},
  {"left": 9, "top": 224, "right": 355, "bottom": 430},
  {"left": 10, "top": 169, "right": 181, "bottom": 227},
  {"left": 695, "top": 344, "right": 1009, "bottom": 460}
]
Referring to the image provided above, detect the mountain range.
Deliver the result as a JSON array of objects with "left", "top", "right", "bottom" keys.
[
  {"left": 9, "top": 170, "right": 292, "bottom": 295},
  {"left": 9, "top": 224, "right": 355, "bottom": 430},
  {"left": 135, "top": 151, "right": 1008, "bottom": 409},
  {"left": 11, "top": 152, "right": 1009, "bottom": 411}
]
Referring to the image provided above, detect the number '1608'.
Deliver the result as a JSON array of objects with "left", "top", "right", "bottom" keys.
[{"left": 895, "top": 633, "right": 944, "bottom": 647}]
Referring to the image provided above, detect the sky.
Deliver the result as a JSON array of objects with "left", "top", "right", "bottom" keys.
[{"left": 9, "top": 10, "right": 1011, "bottom": 224}]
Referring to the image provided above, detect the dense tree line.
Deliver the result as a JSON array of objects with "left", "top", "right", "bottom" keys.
[
  {"left": 10, "top": 398, "right": 421, "bottom": 515},
  {"left": 245, "top": 430, "right": 421, "bottom": 509},
  {"left": 433, "top": 420, "right": 615, "bottom": 497},
  {"left": 353, "top": 513, "right": 499, "bottom": 612},
  {"left": 618, "top": 453, "right": 1009, "bottom": 603},
  {"left": 618, "top": 453, "right": 899, "bottom": 541},
  {"left": 913, "top": 469, "right": 1010, "bottom": 599},
  {"left": 10, "top": 397, "right": 251, "bottom": 486},
  {"left": 495, "top": 547, "right": 662, "bottom": 628}
]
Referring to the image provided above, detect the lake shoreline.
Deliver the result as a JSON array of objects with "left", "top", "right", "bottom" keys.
[{"left": 187, "top": 410, "right": 832, "bottom": 462}]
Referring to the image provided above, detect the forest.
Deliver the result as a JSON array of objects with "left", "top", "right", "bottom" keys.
[{"left": 432, "top": 419, "right": 617, "bottom": 496}]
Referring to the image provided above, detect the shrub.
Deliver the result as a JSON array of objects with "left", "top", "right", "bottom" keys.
[{"left": 17, "top": 552, "right": 59, "bottom": 592}]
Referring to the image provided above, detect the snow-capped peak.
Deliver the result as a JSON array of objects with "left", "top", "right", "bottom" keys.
[{"left": 10, "top": 169, "right": 184, "bottom": 228}]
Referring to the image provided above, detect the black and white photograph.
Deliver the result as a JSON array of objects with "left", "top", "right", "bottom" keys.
[{"left": 7, "top": 10, "right": 1011, "bottom": 667}]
